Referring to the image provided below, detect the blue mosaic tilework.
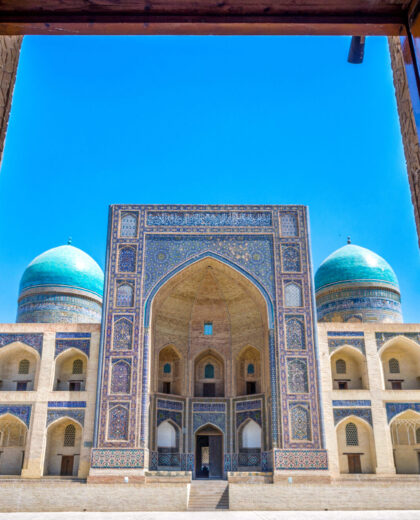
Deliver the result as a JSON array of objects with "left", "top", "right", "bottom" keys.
[
  {"left": 110, "top": 359, "right": 131, "bottom": 394},
  {"left": 290, "top": 403, "right": 311, "bottom": 441},
  {"left": 274, "top": 449, "right": 328, "bottom": 470},
  {"left": 328, "top": 338, "right": 365, "bottom": 354},
  {"left": 48, "top": 401, "right": 86, "bottom": 408},
  {"left": 144, "top": 234, "right": 275, "bottom": 299},
  {"left": 108, "top": 403, "right": 129, "bottom": 440},
  {"left": 157, "top": 399, "right": 183, "bottom": 411},
  {"left": 287, "top": 358, "right": 308, "bottom": 393},
  {"left": 376, "top": 332, "right": 420, "bottom": 349},
  {"left": 193, "top": 412, "right": 226, "bottom": 433},
  {"left": 281, "top": 245, "right": 301, "bottom": 272},
  {"left": 236, "top": 400, "right": 261, "bottom": 411},
  {"left": 333, "top": 408, "right": 372, "bottom": 426},
  {"left": 56, "top": 332, "right": 91, "bottom": 339},
  {"left": 0, "top": 405, "right": 31, "bottom": 427},
  {"left": 327, "top": 331, "right": 364, "bottom": 337},
  {"left": 157, "top": 409, "right": 182, "bottom": 428},
  {"left": 17, "top": 294, "right": 102, "bottom": 324},
  {"left": 47, "top": 408, "right": 85, "bottom": 426},
  {"left": 116, "top": 282, "right": 134, "bottom": 307},
  {"left": 55, "top": 339, "right": 90, "bottom": 358},
  {"left": 118, "top": 246, "right": 136, "bottom": 272},
  {"left": 236, "top": 410, "right": 262, "bottom": 428},
  {"left": 147, "top": 210, "right": 272, "bottom": 227},
  {"left": 386, "top": 403, "right": 420, "bottom": 422},
  {"left": 193, "top": 403, "right": 226, "bottom": 412},
  {"left": 332, "top": 400, "right": 371, "bottom": 407},
  {"left": 113, "top": 315, "right": 133, "bottom": 350},
  {"left": 181, "top": 453, "right": 194, "bottom": 471},
  {"left": 91, "top": 448, "right": 144, "bottom": 468},
  {"left": 150, "top": 451, "right": 159, "bottom": 470},
  {"left": 261, "top": 451, "right": 273, "bottom": 471},
  {"left": 317, "top": 294, "right": 402, "bottom": 323},
  {"left": 0, "top": 333, "right": 43, "bottom": 356},
  {"left": 120, "top": 212, "right": 138, "bottom": 237},
  {"left": 286, "top": 316, "right": 306, "bottom": 350}
]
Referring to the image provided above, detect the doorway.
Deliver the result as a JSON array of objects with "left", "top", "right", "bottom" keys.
[
  {"left": 195, "top": 425, "right": 223, "bottom": 479},
  {"left": 347, "top": 453, "right": 361, "bottom": 473},
  {"left": 60, "top": 455, "right": 74, "bottom": 476}
]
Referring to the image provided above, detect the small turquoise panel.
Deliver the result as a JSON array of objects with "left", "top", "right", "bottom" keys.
[
  {"left": 20, "top": 245, "right": 104, "bottom": 297},
  {"left": 315, "top": 244, "right": 399, "bottom": 291}
]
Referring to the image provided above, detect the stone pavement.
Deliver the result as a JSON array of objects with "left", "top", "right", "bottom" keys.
[{"left": 1, "top": 512, "right": 420, "bottom": 520}]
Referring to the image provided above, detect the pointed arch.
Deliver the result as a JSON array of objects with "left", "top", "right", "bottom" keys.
[
  {"left": 330, "top": 345, "right": 368, "bottom": 390},
  {"left": 336, "top": 415, "right": 376, "bottom": 474},
  {"left": 379, "top": 336, "right": 420, "bottom": 390},
  {"left": 144, "top": 251, "right": 274, "bottom": 328}
]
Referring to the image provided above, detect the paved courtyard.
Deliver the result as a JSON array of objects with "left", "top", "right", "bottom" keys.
[{"left": 1, "top": 512, "right": 420, "bottom": 520}]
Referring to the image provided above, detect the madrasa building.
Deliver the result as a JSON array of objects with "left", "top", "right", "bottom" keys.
[{"left": 1, "top": 204, "right": 420, "bottom": 511}]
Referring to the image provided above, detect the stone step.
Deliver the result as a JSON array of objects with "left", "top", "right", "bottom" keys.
[{"left": 188, "top": 481, "right": 229, "bottom": 511}]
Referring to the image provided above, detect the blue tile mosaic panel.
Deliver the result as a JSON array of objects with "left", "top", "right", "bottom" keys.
[
  {"left": 55, "top": 339, "right": 90, "bottom": 358},
  {"left": 376, "top": 332, "right": 420, "bottom": 349},
  {"left": 282, "top": 245, "right": 301, "bottom": 272},
  {"left": 48, "top": 401, "right": 87, "bottom": 408},
  {"left": 0, "top": 405, "right": 31, "bottom": 427},
  {"left": 236, "top": 410, "right": 262, "bottom": 428},
  {"left": 91, "top": 448, "right": 144, "bottom": 468},
  {"left": 147, "top": 210, "right": 272, "bottom": 227},
  {"left": 333, "top": 408, "right": 372, "bottom": 426},
  {"left": 0, "top": 333, "right": 43, "bottom": 356},
  {"left": 327, "top": 331, "right": 364, "bottom": 337},
  {"left": 290, "top": 404, "right": 311, "bottom": 441},
  {"left": 236, "top": 400, "right": 261, "bottom": 411},
  {"left": 157, "top": 399, "right": 183, "bottom": 411},
  {"left": 193, "top": 412, "right": 226, "bottom": 433},
  {"left": 119, "top": 246, "right": 136, "bottom": 272},
  {"left": 116, "top": 283, "right": 134, "bottom": 307},
  {"left": 157, "top": 409, "right": 182, "bottom": 428},
  {"left": 287, "top": 358, "right": 308, "bottom": 393},
  {"left": 108, "top": 404, "right": 129, "bottom": 440},
  {"left": 47, "top": 408, "right": 85, "bottom": 426},
  {"left": 386, "top": 402, "right": 420, "bottom": 422},
  {"left": 193, "top": 402, "right": 226, "bottom": 412},
  {"left": 113, "top": 316, "right": 133, "bottom": 350},
  {"left": 286, "top": 316, "right": 306, "bottom": 350},
  {"left": 332, "top": 400, "right": 371, "bottom": 407},
  {"left": 56, "top": 332, "right": 91, "bottom": 339},
  {"left": 110, "top": 359, "right": 131, "bottom": 394},
  {"left": 328, "top": 338, "right": 365, "bottom": 354},
  {"left": 274, "top": 449, "right": 328, "bottom": 470}
]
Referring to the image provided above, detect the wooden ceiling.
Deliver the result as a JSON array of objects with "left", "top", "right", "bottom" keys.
[{"left": 0, "top": 0, "right": 416, "bottom": 35}]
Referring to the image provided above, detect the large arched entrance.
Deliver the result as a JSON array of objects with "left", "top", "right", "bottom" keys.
[
  {"left": 195, "top": 424, "right": 223, "bottom": 479},
  {"left": 148, "top": 256, "right": 272, "bottom": 477}
]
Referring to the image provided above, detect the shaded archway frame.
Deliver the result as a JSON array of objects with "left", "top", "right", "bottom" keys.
[{"left": 92, "top": 204, "right": 327, "bottom": 473}]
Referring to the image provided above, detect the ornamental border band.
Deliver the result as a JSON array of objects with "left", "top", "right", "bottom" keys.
[{"left": 0, "top": 204, "right": 419, "bottom": 511}]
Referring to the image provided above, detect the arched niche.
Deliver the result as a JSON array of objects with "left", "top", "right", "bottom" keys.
[
  {"left": 238, "top": 419, "right": 262, "bottom": 469},
  {"left": 44, "top": 418, "right": 82, "bottom": 476},
  {"left": 390, "top": 410, "right": 420, "bottom": 474},
  {"left": 157, "top": 345, "right": 182, "bottom": 395},
  {"left": 379, "top": 337, "right": 420, "bottom": 390},
  {"left": 157, "top": 420, "right": 180, "bottom": 468},
  {"left": 0, "top": 414, "right": 27, "bottom": 475},
  {"left": 194, "top": 350, "right": 225, "bottom": 397},
  {"left": 330, "top": 346, "right": 368, "bottom": 390},
  {"left": 149, "top": 256, "right": 270, "bottom": 399},
  {"left": 236, "top": 345, "right": 262, "bottom": 396},
  {"left": 54, "top": 349, "right": 88, "bottom": 391},
  {"left": 336, "top": 416, "right": 376, "bottom": 474},
  {"left": 0, "top": 343, "right": 39, "bottom": 391}
]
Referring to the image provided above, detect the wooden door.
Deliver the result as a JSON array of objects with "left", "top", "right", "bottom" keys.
[
  {"left": 347, "top": 454, "right": 361, "bottom": 474},
  {"left": 209, "top": 435, "right": 222, "bottom": 478},
  {"left": 60, "top": 455, "right": 74, "bottom": 476}
]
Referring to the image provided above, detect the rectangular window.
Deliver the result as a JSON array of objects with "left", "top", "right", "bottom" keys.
[
  {"left": 338, "top": 381, "right": 348, "bottom": 390},
  {"left": 204, "top": 322, "right": 213, "bottom": 335},
  {"left": 391, "top": 381, "right": 402, "bottom": 390},
  {"left": 203, "top": 383, "right": 216, "bottom": 397},
  {"left": 69, "top": 381, "right": 82, "bottom": 391},
  {"left": 163, "top": 382, "right": 171, "bottom": 394},
  {"left": 246, "top": 381, "right": 257, "bottom": 395},
  {"left": 16, "top": 381, "right": 27, "bottom": 391}
]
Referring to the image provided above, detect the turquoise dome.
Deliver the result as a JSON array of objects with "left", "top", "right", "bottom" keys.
[
  {"left": 19, "top": 245, "right": 104, "bottom": 297},
  {"left": 315, "top": 244, "right": 399, "bottom": 292}
]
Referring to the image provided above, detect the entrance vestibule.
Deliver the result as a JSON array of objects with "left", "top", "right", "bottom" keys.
[{"left": 195, "top": 425, "right": 223, "bottom": 479}]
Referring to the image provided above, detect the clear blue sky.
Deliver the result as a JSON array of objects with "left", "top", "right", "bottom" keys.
[{"left": 0, "top": 35, "right": 419, "bottom": 322}]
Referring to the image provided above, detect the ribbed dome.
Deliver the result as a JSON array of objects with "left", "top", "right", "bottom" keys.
[
  {"left": 19, "top": 245, "right": 104, "bottom": 297},
  {"left": 315, "top": 244, "right": 399, "bottom": 292}
]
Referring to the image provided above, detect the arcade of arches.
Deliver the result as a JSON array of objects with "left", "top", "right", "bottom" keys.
[{"left": 149, "top": 258, "right": 270, "bottom": 475}]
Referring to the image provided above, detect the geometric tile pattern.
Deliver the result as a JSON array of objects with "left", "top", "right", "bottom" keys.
[
  {"left": 46, "top": 408, "right": 85, "bottom": 426},
  {"left": 332, "top": 400, "right": 371, "bottom": 407},
  {"left": 376, "top": 332, "right": 420, "bottom": 349},
  {"left": 386, "top": 402, "right": 420, "bottom": 422},
  {"left": 55, "top": 339, "right": 90, "bottom": 358},
  {"left": 91, "top": 448, "right": 144, "bottom": 468},
  {"left": 333, "top": 408, "right": 372, "bottom": 426},
  {"left": 274, "top": 449, "right": 328, "bottom": 470},
  {"left": 328, "top": 337, "right": 365, "bottom": 354},
  {"left": 0, "top": 405, "right": 31, "bottom": 427},
  {"left": 0, "top": 333, "right": 43, "bottom": 356}
]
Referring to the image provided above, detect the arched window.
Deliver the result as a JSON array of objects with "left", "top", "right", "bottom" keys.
[
  {"left": 282, "top": 245, "right": 301, "bottom": 272},
  {"left": 284, "top": 283, "right": 302, "bottom": 307},
  {"left": 163, "top": 363, "right": 171, "bottom": 374},
  {"left": 336, "top": 359, "right": 346, "bottom": 374},
  {"left": 64, "top": 424, "right": 76, "bottom": 447},
  {"left": 247, "top": 363, "right": 255, "bottom": 375},
  {"left": 416, "top": 428, "right": 420, "bottom": 444},
  {"left": 110, "top": 360, "right": 131, "bottom": 394},
  {"left": 345, "top": 422, "right": 359, "bottom": 446},
  {"left": 286, "top": 317, "right": 305, "bottom": 349},
  {"left": 18, "top": 359, "right": 30, "bottom": 374},
  {"left": 117, "top": 283, "right": 134, "bottom": 307},
  {"left": 72, "top": 359, "right": 83, "bottom": 374},
  {"left": 389, "top": 358, "right": 400, "bottom": 374},
  {"left": 157, "top": 421, "right": 177, "bottom": 448},
  {"left": 241, "top": 420, "right": 262, "bottom": 449},
  {"left": 121, "top": 213, "right": 137, "bottom": 237},
  {"left": 204, "top": 364, "right": 214, "bottom": 379}
]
